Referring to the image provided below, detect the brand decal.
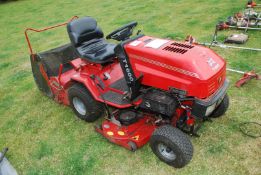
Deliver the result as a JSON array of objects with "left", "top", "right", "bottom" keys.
[
  {"left": 132, "top": 135, "right": 140, "bottom": 140},
  {"left": 145, "top": 101, "right": 151, "bottom": 108},
  {"left": 107, "top": 131, "right": 114, "bottom": 136},
  {"left": 207, "top": 57, "right": 220, "bottom": 71},
  {"left": 117, "top": 131, "right": 125, "bottom": 136},
  {"left": 122, "top": 58, "right": 135, "bottom": 82},
  {"left": 129, "top": 40, "right": 142, "bottom": 46}
]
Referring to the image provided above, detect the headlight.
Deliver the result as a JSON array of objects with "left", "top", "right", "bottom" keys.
[{"left": 205, "top": 102, "right": 217, "bottom": 116}]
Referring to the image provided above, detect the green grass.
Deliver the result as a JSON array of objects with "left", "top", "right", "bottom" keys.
[{"left": 0, "top": 0, "right": 260, "bottom": 174}]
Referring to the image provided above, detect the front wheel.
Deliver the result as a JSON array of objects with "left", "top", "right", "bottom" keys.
[
  {"left": 150, "top": 125, "right": 193, "bottom": 168},
  {"left": 210, "top": 94, "right": 229, "bottom": 118}
]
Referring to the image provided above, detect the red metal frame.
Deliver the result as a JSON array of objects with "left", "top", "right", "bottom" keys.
[{"left": 24, "top": 16, "right": 79, "bottom": 56}]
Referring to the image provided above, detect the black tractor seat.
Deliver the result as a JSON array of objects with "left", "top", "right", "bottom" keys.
[
  {"left": 77, "top": 38, "right": 115, "bottom": 63},
  {"left": 67, "top": 17, "right": 116, "bottom": 64}
]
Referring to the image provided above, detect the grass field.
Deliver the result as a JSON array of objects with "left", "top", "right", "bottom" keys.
[{"left": 0, "top": 0, "right": 260, "bottom": 174}]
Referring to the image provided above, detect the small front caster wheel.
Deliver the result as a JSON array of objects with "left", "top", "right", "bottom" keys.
[{"left": 128, "top": 141, "right": 137, "bottom": 152}]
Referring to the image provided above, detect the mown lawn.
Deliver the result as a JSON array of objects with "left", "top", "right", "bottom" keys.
[{"left": 0, "top": 0, "right": 260, "bottom": 174}]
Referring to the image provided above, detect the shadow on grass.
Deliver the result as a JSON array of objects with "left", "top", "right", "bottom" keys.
[{"left": 0, "top": 0, "right": 19, "bottom": 4}]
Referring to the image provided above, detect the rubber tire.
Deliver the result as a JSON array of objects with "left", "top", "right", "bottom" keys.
[
  {"left": 210, "top": 94, "right": 229, "bottom": 118},
  {"left": 150, "top": 125, "right": 193, "bottom": 168},
  {"left": 68, "top": 84, "right": 105, "bottom": 122}
]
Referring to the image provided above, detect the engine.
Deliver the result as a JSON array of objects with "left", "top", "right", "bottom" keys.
[{"left": 140, "top": 89, "right": 177, "bottom": 117}]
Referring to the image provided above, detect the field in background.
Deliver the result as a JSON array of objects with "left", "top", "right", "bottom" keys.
[{"left": 0, "top": 0, "right": 260, "bottom": 174}]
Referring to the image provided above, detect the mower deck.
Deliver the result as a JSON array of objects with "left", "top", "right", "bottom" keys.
[{"left": 95, "top": 115, "right": 157, "bottom": 150}]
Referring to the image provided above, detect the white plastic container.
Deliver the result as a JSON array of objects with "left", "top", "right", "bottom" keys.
[{"left": 0, "top": 151, "right": 18, "bottom": 175}]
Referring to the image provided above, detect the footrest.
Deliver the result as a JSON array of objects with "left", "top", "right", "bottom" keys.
[
  {"left": 110, "top": 78, "right": 129, "bottom": 92},
  {"left": 101, "top": 90, "right": 130, "bottom": 105}
]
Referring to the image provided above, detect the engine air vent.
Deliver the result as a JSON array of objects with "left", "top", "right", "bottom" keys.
[
  {"left": 163, "top": 46, "right": 188, "bottom": 54},
  {"left": 162, "top": 42, "right": 194, "bottom": 54},
  {"left": 171, "top": 42, "right": 194, "bottom": 49}
]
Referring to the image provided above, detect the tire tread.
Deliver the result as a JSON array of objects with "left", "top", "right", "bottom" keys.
[
  {"left": 150, "top": 125, "right": 193, "bottom": 168},
  {"left": 210, "top": 94, "right": 229, "bottom": 118}
]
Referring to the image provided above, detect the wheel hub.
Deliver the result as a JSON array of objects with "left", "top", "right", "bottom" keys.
[
  {"left": 72, "top": 97, "right": 86, "bottom": 115},
  {"left": 158, "top": 143, "right": 176, "bottom": 160}
]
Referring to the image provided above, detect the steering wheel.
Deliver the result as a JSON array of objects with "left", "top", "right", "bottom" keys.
[{"left": 106, "top": 21, "right": 138, "bottom": 41}]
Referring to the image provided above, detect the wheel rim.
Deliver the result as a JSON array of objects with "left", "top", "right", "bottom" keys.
[
  {"left": 157, "top": 143, "right": 176, "bottom": 161},
  {"left": 72, "top": 97, "right": 86, "bottom": 115}
]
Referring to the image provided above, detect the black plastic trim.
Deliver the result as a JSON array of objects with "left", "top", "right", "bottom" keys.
[
  {"left": 114, "top": 34, "right": 144, "bottom": 100},
  {"left": 191, "top": 79, "right": 229, "bottom": 118}
]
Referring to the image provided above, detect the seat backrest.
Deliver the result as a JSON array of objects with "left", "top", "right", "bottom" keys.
[{"left": 67, "top": 17, "right": 104, "bottom": 47}]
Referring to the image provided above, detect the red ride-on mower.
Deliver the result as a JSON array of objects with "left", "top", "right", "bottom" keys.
[{"left": 25, "top": 16, "right": 229, "bottom": 168}]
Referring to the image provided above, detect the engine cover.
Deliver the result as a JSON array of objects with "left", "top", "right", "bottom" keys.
[
  {"left": 124, "top": 36, "right": 227, "bottom": 99},
  {"left": 140, "top": 90, "right": 177, "bottom": 117}
]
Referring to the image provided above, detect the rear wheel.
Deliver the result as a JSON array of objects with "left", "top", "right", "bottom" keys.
[
  {"left": 150, "top": 125, "right": 193, "bottom": 168},
  {"left": 210, "top": 94, "right": 229, "bottom": 118},
  {"left": 68, "top": 84, "right": 105, "bottom": 122}
]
